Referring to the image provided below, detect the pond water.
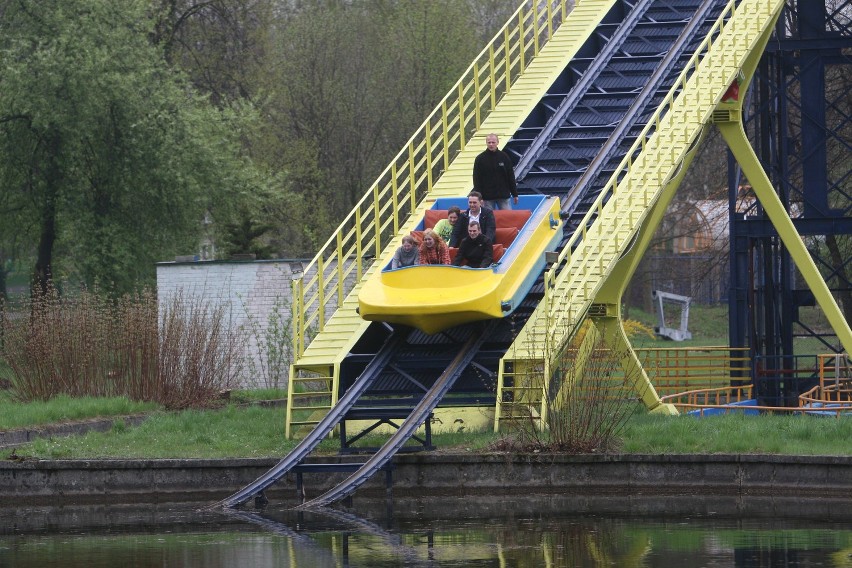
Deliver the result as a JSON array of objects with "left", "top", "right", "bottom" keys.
[{"left": 3, "top": 494, "right": 852, "bottom": 567}]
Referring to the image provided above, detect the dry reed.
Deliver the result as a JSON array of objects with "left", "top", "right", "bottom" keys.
[{"left": 1, "top": 285, "right": 244, "bottom": 409}]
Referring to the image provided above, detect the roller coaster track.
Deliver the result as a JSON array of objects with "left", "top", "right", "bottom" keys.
[
  {"left": 217, "top": 322, "right": 490, "bottom": 509},
  {"left": 508, "top": 0, "right": 786, "bottom": 363},
  {"left": 296, "top": 322, "right": 492, "bottom": 509},
  {"left": 554, "top": 0, "right": 721, "bottom": 222},
  {"left": 214, "top": 326, "right": 408, "bottom": 508}
]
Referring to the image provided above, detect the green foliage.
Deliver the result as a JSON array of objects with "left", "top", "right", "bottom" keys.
[
  {"left": 0, "top": 0, "right": 270, "bottom": 293},
  {"left": 220, "top": 205, "right": 276, "bottom": 259},
  {"left": 239, "top": 294, "right": 294, "bottom": 389},
  {"left": 0, "top": 0, "right": 517, "bottom": 279},
  {"left": 249, "top": 1, "right": 497, "bottom": 254}
]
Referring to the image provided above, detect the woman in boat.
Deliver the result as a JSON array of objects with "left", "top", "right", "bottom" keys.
[
  {"left": 418, "top": 229, "right": 451, "bottom": 265},
  {"left": 390, "top": 235, "right": 418, "bottom": 269},
  {"left": 432, "top": 205, "right": 460, "bottom": 243}
]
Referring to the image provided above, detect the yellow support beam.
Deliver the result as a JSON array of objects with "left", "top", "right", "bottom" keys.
[{"left": 716, "top": 117, "right": 852, "bottom": 355}]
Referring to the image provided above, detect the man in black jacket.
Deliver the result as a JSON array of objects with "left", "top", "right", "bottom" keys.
[
  {"left": 452, "top": 221, "right": 493, "bottom": 268},
  {"left": 450, "top": 191, "right": 496, "bottom": 247},
  {"left": 473, "top": 133, "right": 518, "bottom": 210}
]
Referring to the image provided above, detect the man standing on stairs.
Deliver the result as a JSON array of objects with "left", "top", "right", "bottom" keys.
[{"left": 473, "top": 133, "right": 518, "bottom": 211}]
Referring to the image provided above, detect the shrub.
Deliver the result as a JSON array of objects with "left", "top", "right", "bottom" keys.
[
  {"left": 239, "top": 294, "right": 293, "bottom": 389},
  {"left": 1, "top": 284, "right": 244, "bottom": 409},
  {"left": 504, "top": 323, "right": 638, "bottom": 453}
]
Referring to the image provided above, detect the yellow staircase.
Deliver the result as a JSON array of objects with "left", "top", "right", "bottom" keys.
[{"left": 495, "top": 0, "right": 787, "bottom": 429}]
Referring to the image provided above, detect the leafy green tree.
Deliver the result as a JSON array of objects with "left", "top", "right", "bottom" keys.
[
  {"left": 254, "top": 1, "right": 489, "bottom": 246},
  {"left": 0, "top": 0, "right": 267, "bottom": 294},
  {"left": 140, "top": 1, "right": 514, "bottom": 258}
]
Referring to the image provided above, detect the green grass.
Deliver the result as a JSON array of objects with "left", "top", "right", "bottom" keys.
[
  {"left": 626, "top": 303, "right": 842, "bottom": 355},
  {"left": 18, "top": 405, "right": 333, "bottom": 459},
  {"left": 626, "top": 304, "right": 730, "bottom": 348},
  {"left": 227, "top": 388, "right": 287, "bottom": 403},
  {"left": 0, "top": 395, "right": 159, "bottom": 430},
  {"left": 8, "top": 405, "right": 852, "bottom": 459},
  {"left": 621, "top": 411, "right": 852, "bottom": 455}
]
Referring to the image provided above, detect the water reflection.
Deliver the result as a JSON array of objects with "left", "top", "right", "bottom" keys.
[{"left": 2, "top": 495, "right": 852, "bottom": 567}]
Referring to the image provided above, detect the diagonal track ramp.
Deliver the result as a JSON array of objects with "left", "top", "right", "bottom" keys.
[
  {"left": 213, "top": 326, "right": 408, "bottom": 508},
  {"left": 504, "top": 0, "right": 787, "bottom": 369},
  {"left": 296, "top": 322, "right": 493, "bottom": 509}
]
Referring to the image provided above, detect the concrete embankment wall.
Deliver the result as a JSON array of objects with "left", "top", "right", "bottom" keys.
[{"left": 2, "top": 453, "right": 851, "bottom": 505}]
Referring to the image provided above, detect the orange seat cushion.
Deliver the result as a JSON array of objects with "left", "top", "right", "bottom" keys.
[
  {"left": 494, "top": 227, "right": 518, "bottom": 248},
  {"left": 449, "top": 247, "right": 458, "bottom": 263},
  {"left": 409, "top": 230, "right": 424, "bottom": 243},
  {"left": 494, "top": 209, "right": 531, "bottom": 230},
  {"left": 424, "top": 209, "right": 448, "bottom": 229},
  {"left": 492, "top": 244, "right": 505, "bottom": 262}
]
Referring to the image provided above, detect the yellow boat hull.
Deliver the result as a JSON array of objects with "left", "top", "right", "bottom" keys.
[{"left": 358, "top": 196, "right": 562, "bottom": 334}]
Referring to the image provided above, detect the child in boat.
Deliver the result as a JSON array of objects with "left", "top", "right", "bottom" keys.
[
  {"left": 432, "top": 206, "right": 461, "bottom": 243},
  {"left": 418, "top": 229, "right": 451, "bottom": 265},
  {"left": 391, "top": 235, "right": 418, "bottom": 269},
  {"left": 452, "top": 221, "right": 493, "bottom": 268}
]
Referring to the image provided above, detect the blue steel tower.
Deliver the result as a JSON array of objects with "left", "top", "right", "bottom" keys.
[{"left": 729, "top": 1, "right": 852, "bottom": 405}]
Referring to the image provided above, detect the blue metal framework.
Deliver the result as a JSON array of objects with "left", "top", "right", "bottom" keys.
[
  {"left": 729, "top": 0, "right": 852, "bottom": 405},
  {"left": 508, "top": 0, "right": 727, "bottom": 236}
]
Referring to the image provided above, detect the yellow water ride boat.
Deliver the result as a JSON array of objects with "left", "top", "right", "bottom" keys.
[{"left": 358, "top": 195, "right": 563, "bottom": 334}]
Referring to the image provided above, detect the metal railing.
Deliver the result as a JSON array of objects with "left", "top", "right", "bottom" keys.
[
  {"left": 636, "top": 346, "right": 750, "bottom": 397},
  {"left": 291, "top": 0, "right": 576, "bottom": 359},
  {"left": 797, "top": 353, "right": 852, "bottom": 413},
  {"left": 659, "top": 352, "right": 852, "bottom": 417},
  {"left": 660, "top": 383, "right": 754, "bottom": 408},
  {"left": 537, "top": 0, "right": 760, "bottom": 360}
]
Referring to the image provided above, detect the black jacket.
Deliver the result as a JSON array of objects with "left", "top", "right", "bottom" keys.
[
  {"left": 452, "top": 234, "right": 493, "bottom": 268},
  {"left": 473, "top": 148, "right": 518, "bottom": 201},
  {"left": 450, "top": 206, "right": 496, "bottom": 247}
]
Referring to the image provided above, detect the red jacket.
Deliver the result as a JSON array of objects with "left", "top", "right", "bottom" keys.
[{"left": 419, "top": 243, "right": 451, "bottom": 265}]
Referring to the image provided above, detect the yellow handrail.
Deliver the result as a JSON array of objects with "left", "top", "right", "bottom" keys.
[
  {"left": 538, "top": 0, "right": 751, "bottom": 358},
  {"left": 292, "top": 0, "right": 574, "bottom": 359}
]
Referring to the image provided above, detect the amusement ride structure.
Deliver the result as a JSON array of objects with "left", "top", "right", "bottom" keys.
[{"left": 219, "top": 0, "right": 852, "bottom": 509}]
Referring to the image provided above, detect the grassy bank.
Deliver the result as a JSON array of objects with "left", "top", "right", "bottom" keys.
[
  {"left": 622, "top": 412, "right": 852, "bottom": 455},
  {"left": 7, "top": 404, "right": 852, "bottom": 460},
  {"left": 0, "top": 394, "right": 158, "bottom": 430}
]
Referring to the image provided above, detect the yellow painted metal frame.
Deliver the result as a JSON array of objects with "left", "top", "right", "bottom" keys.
[
  {"left": 496, "top": 0, "right": 787, "bottom": 430},
  {"left": 285, "top": 0, "right": 578, "bottom": 437},
  {"left": 714, "top": 108, "right": 852, "bottom": 356}
]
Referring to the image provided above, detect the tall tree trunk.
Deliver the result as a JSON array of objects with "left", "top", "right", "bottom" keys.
[
  {"left": 0, "top": 262, "right": 7, "bottom": 302},
  {"left": 32, "top": 132, "right": 61, "bottom": 297}
]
